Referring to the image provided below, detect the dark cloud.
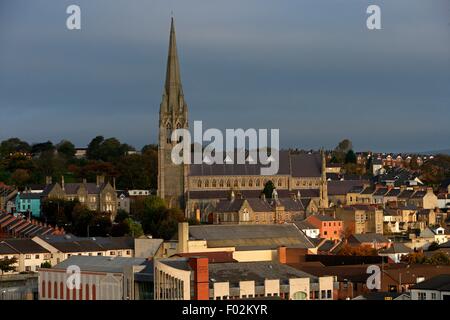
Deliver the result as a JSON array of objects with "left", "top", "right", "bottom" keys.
[{"left": 0, "top": 0, "right": 449, "bottom": 152}]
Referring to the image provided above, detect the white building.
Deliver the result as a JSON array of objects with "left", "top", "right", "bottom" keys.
[{"left": 410, "top": 274, "right": 450, "bottom": 300}]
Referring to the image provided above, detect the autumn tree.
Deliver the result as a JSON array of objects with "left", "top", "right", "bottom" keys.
[{"left": 0, "top": 256, "right": 18, "bottom": 274}]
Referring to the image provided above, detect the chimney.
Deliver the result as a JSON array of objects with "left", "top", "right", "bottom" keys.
[
  {"left": 96, "top": 175, "right": 105, "bottom": 187},
  {"left": 178, "top": 222, "right": 189, "bottom": 253},
  {"left": 61, "top": 176, "right": 65, "bottom": 191},
  {"left": 113, "top": 177, "right": 116, "bottom": 190},
  {"left": 83, "top": 178, "right": 87, "bottom": 184},
  {"left": 45, "top": 176, "right": 52, "bottom": 185},
  {"left": 278, "top": 246, "right": 287, "bottom": 264},
  {"left": 188, "top": 257, "right": 209, "bottom": 300}
]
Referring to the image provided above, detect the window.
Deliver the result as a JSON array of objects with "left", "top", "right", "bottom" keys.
[
  {"left": 219, "top": 180, "right": 224, "bottom": 188},
  {"left": 321, "top": 290, "right": 326, "bottom": 299},
  {"left": 418, "top": 292, "right": 426, "bottom": 300},
  {"left": 25, "top": 266, "right": 31, "bottom": 271},
  {"left": 110, "top": 251, "right": 116, "bottom": 255},
  {"left": 256, "top": 180, "right": 260, "bottom": 187},
  {"left": 324, "top": 231, "right": 328, "bottom": 235},
  {"left": 25, "top": 254, "right": 31, "bottom": 259},
  {"left": 35, "top": 254, "right": 40, "bottom": 259},
  {"left": 126, "top": 250, "right": 131, "bottom": 255},
  {"left": 327, "top": 290, "right": 332, "bottom": 299},
  {"left": 118, "top": 251, "right": 122, "bottom": 256},
  {"left": 431, "top": 293, "right": 437, "bottom": 300},
  {"left": 97, "top": 252, "right": 102, "bottom": 256},
  {"left": 205, "top": 180, "right": 209, "bottom": 188},
  {"left": 197, "top": 180, "right": 202, "bottom": 188},
  {"left": 234, "top": 180, "right": 238, "bottom": 187},
  {"left": 212, "top": 180, "right": 217, "bottom": 188},
  {"left": 249, "top": 180, "right": 253, "bottom": 187}
]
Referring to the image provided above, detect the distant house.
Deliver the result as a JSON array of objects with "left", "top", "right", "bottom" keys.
[
  {"left": 294, "top": 220, "right": 320, "bottom": 239},
  {"left": 15, "top": 192, "right": 42, "bottom": 218},
  {"left": 378, "top": 243, "right": 412, "bottom": 263},
  {"left": 117, "top": 190, "right": 130, "bottom": 213},
  {"left": 42, "top": 175, "right": 117, "bottom": 219},
  {"left": 306, "top": 214, "right": 343, "bottom": 241},
  {"left": 347, "top": 233, "right": 390, "bottom": 250},
  {"left": 410, "top": 274, "right": 450, "bottom": 300}
]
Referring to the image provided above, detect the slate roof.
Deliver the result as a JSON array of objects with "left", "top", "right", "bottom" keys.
[
  {"left": 64, "top": 183, "right": 107, "bottom": 195},
  {"left": 385, "top": 189, "right": 401, "bottom": 197},
  {"left": 0, "top": 242, "right": 18, "bottom": 255},
  {"left": 53, "top": 256, "right": 152, "bottom": 274},
  {"left": 348, "top": 233, "right": 390, "bottom": 244},
  {"left": 36, "top": 235, "right": 134, "bottom": 253},
  {"left": 309, "top": 214, "right": 339, "bottom": 222},
  {"left": 208, "top": 261, "right": 317, "bottom": 284},
  {"left": 327, "top": 180, "right": 369, "bottom": 196},
  {"left": 189, "top": 150, "right": 291, "bottom": 176},
  {"left": 189, "top": 150, "right": 323, "bottom": 178},
  {"left": 294, "top": 220, "right": 317, "bottom": 230},
  {"left": 410, "top": 274, "right": 450, "bottom": 291},
  {"left": 1, "top": 239, "right": 49, "bottom": 254},
  {"left": 186, "top": 224, "right": 315, "bottom": 249},
  {"left": 379, "top": 243, "right": 412, "bottom": 254}
]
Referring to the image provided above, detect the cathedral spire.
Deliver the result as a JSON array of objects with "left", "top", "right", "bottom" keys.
[{"left": 164, "top": 17, "right": 183, "bottom": 100}]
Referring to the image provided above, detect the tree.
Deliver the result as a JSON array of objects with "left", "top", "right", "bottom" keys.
[
  {"left": 10, "top": 169, "right": 30, "bottom": 188},
  {"left": 40, "top": 261, "right": 52, "bottom": 268},
  {"left": 420, "top": 154, "right": 450, "bottom": 186},
  {"left": 87, "top": 136, "right": 104, "bottom": 160},
  {"left": 338, "top": 244, "right": 378, "bottom": 256},
  {"left": 345, "top": 150, "right": 357, "bottom": 164},
  {"left": 0, "top": 138, "right": 30, "bottom": 158},
  {"left": 56, "top": 140, "right": 76, "bottom": 159},
  {"left": 31, "top": 141, "right": 55, "bottom": 155},
  {"left": 139, "top": 196, "right": 185, "bottom": 239},
  {"left": 124, "top": 218, "right": 144, "bottom": 237},
  {"left": 332, "top": 139, "right": 353, "bottom": 164},
  {"left": 0, "top": 256, "right": 18, "bottom": 274},
  {"left": 263, "top": 180, "right": 275, "bottom": 199}
]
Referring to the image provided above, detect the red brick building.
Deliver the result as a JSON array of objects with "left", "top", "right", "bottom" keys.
[{"left": 306, "top": 214, "right": 344, "bottom": 240}]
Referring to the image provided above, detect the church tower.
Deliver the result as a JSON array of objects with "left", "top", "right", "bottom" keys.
[
  {"left": 158, "top": 18, "right": 188, "bottom": 208},
  {"left": 320, "top": 149, "right": 329, "bottom": 209}
]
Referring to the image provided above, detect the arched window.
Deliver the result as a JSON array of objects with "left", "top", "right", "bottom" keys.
[
  {"left": 60, "top": 282, "right": 64, "bottom": 300},
  {"left": 278, "top": 180, "right": 282, "bottom": 187},
  {"left": 256, "top": 179, "right": 260, "bottom": 187},
  {"left": 197, "top": 180, "right": 202, "bottom": 188},
  {"left": 205, "top": 180, "right": 209, "bottom": 188},
  {"left": 54, "top": 281, "right": 58, "bottom": 299},
  {"left": 241, "top": 180, "right": 245, "bottom": 187},
  {"left": 219, "top": 180, "right": 224, "bottom": 188},
  {"left": 226, "top": 180, "right": 231, "bottom": 188},
  {"left": 73, "top": 287, "right": 77, "bottom": 300},
  {"left": 92, "top": 284, "right": 96, "bottom": 300},
  {"left": 212, "top": 180, "right": 217, "bottom": 188},
  {"left": 249, "top": 180, "right": 253, "bottom": 187},
  {"left": 176, "top": 123, "right": 182, "bottom": 142},
  {"left": 66, "top": 287, "right": 70, "bottom": 300},
  {"left": 42, "top": 281, "right": 46, "bottom": 298},
  {"left": 85, "top": 284, "right": 90, "bottom": 300},
  {"left": 234, "top": 180, "right": 238, "bottom": 188},
  {"left": 166, "top": 123, "right": 172, "bottom": 144},
  {"left": 47, "top": 281, "right": 51, "bottom": 299},
  {"left": 79, "top": 285, "right": 83, "bottom": 300}
]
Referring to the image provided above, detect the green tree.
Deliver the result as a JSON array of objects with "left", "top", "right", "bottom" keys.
[
  {"left": 10, "top": 169, "right": 30, "bottom": 188},
  {"left": 40, "top": 261, "right": 52, "bottom": 268},
  {"left": 56, "top": 140, "right": 76, "bottom": 159},
  {"left": 345, "top": 150, "right": 357, "bottom": 164},
  {"left": 262, "top": 180, "right": 275, "bottom": 199},
  {"left": 87, "top": 136, "right": 104, "bottom": 160},
  {"left": 0, "top": 138, "right": 31, "bottom": 157},
  {"left": 0, "top": 256, "right": 18, "bottom": 274},
  {"left": 31, "top": 141, "right": 55, "bottom": 155}
]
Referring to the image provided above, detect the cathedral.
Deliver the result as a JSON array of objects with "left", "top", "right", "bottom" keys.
[{"left": 157, "top": 19, "right": 328, "bottom": 222}]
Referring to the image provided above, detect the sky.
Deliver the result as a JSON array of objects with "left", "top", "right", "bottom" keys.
[{"left": 0, "top": 0, "right": 449, "bottom": 153}]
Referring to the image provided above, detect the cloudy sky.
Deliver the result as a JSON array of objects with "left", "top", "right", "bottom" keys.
[{"left": 0, "top": 0, "right": 449, "bottom": 152}]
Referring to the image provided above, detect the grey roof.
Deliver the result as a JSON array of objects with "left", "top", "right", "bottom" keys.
[
  {"left": 276, "top": 198, "right": 305, "bottom": 212},
  {"left": 1, "top": 239, "right": 49, "bottom": 254},
  {"left": 187, "top": 224, "right": 315, "bottom": 249},
  {"left": 294, "top": 220, "right": 317, "bottom": 230},
  {"left": 189, "top": 150, "right": 291, "bottom": 176},
  {"left": 411, "top": 274, "right": 450, "bottom": 291},
  {"left": 349, "top": 233, "right": 390, "bottom": 244},
  {"left": 398, "top": 190, "right": 415, "bottom": 199},
  {"left": 385, "top": 189, "right": 401, "bottom": 197},
  {"left": 327, "top": 180, "right": 369, "bottom": 196},
  {"left": 189, "top": 151, "right": 323, "bottom": 178},
  {"left": 17, "top": 193, "right": 42, "bottom": 200},
  {"left": 64, "top": 183, "right": 107, "bottom": 195},
  {"left": 290, "top": 153, "right": 322, "bottom": 178},
  {"left": 360, "top": 187, "right": 376, "bottom": 195},
  {"left": 373, "top": 188, "right": 389, "bottom": 196},
  {"left": 37, "top": 235, "right": 134, "bottom": 253},
  {"left": 0, "top": 242, "right": 18, "bottom": 255},
  {"left": 53, "top": 256, "right": 152, "bottom": 273},
  {"left": 379, "top": 243, "right": 412, "bottom": 254},
  {"left": 209, "top": 261, "right": 317, "bottom": 285}
]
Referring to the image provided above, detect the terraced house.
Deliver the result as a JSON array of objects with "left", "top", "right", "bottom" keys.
[{"left": 42, "top": 175, "right": 117, "bottom": 219}]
